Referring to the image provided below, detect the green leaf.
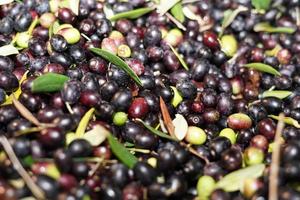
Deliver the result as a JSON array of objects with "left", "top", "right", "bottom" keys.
[
  {"left": 49, "top": 21, "right": 60, "bottom": 38},
  {"left": 244, "top": 63, "right": 281, "bottom": 76},
  {"left": 137, "top": 119, "right": 178, "bottom": 141},
  {"left": 109, "top": 7, "right": 154, "bottom": 21},
  {"left": 170, "top": 86, "right": 183, "bottom": 107},
  {"left": 216, "top": 164, "right": 265, "bottom": 192},
  {"left": 261, "top": 90, "right": 292, "bottom": 99},
  {"left": 31, "top": 73, "right": 69, "bottom": 93},
  {"left": 107, "top": 134, "right": 138, "bottom": 168},
  {"left": 251, "top": 0, "right": 271, "bottom": 11},
  {"left": 254, "top": 22, "right": 296, "bottom": 34},
  {"left": 219, "top": 6, "right": 248, "bottom": 37},
  {"left": 170, "top": 2, "right": 185, "bottom": 23},
  {"left": 157, "top": 0, "right": 181, "bottom": 15},
  {"left": 269, "top": 115, "right": 300, "bottom": 128},
  {"left": 75, "top": 108, "right": 95, "bottom": 137},
  {"left": 90, "top": 48, "right": 142, "bottom": 86},
  {"left": 167, "top": 44, "right": 189, "bottom": 70},
  {"left": 0, "top": 44, "right": 19, "bottom": 56}
]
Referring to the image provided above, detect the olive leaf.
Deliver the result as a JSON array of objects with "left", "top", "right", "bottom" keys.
[
  {"left": 170, "top": 86, "right": 183, "bottom": 107},
  {"left": 160, "top": 97, "right": 176, "bottom": 138},
  {"left": 269, "top": 115, "right": 300, "bottom": 128},
  {"left": 82, "top": 125, "right": 109, "bottom": 147},
  {"left": 90, "top": 48, "right": 142, "bottom": 86},
  {"left": 219, "top": 6, "right": 248, "bottom": 37},
  {"left": 107, "top": 134, "right": 138, "bottom": 168},
  {"left": 0, "top": 0, "right": 13, "bottom": 5},
  {"left": 109, "top": 7, "right": 154, "bottom": 21},
  {"left": 75, "top": 108, "right": 95, "bottom": 137},
  {"left": 31, "top": 73, "right": 69, "bottom": 93},
  {"left": 167, "top": 44, "right": 189, "bottom": 70},
  {"left": 170, "top": 2, "right": 185, "bottom": 23},
  {"left": 254, "top": 22, "right": 296, "bottom": 34},
  {"left": 261, "top": 90, "right": 292, "bottom": 99},
  {"left": 59, "top": 0, "right": 80, "bottom": 15},
  {"left": 137, "top": 119, "right": 178, "bottom": 141},
  {"left": 49, "top": 21, "right": 60, "bottom": 38},
  {"left": 244, "top": 63, "right": 281, "bottom": 76},
  {"left": 251, "top": 0, "right": 271, "bottom": 11},
  {"left": 172, "top": 114, "right": 188, "bottom": 141},
  {"left": 157, "top": 0, "right": 181, "bottom": 15},
  {"left": 0, "top": 44, "right": 19, "bottom": 56},
  {"left": 215, "top": 164, "right": 265, "bottom": 192}
]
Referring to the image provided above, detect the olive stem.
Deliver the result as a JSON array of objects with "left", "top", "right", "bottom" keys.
[
  {"left": 180, "top": 142, "right": 210, "bottom": 164},
  {"left": 127, "top": 148, "right": 151, "bottom": 154},
  {"left": 165, "top": 12, "right": 187, "bottom": 31},
  {"left": 0, "top": 135, "right": 45, "bottom": 199},
  {"left": 269, "top": 113, "right": 285, "bottom": 200}
]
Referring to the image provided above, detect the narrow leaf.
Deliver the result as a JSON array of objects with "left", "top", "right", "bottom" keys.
[
  {"left": 244, "top": 63, "right": 281, "bottom": 76},
  {"left": 219, "top": 6, "right": 248, "bottom": 37},
  {"left": 216, "top": 164, "right": 265, "bottom": 192},
  {"left": 49, "top": 21, "right": 60, "bottom": 38},
  {"left": 0, "top": 44, "right": 19, "bottom": 56},
  {"left": 251, "top": 0, "right": 271, "bottom": 11},
  {"left": 83, "top": 125, "right": 109, "bottom": 146},
  {"left": 182, "top": 6, "right": 201, "bottom": 21},
  {"left": 170, "top": 2, "right": 185, "bottom": 23},
  {"left": 262, "top": 90, "right": 292, "bottom": 99},
  {"left": 12, "top": 95, "right": 41, "bottom": 127},
  {"left": 160, "top": 97, "right": 176, "bottom": 138},
  {"left": 157, "top": 0, "right": 181, "bottom": 15},
  {"left": 109, "top": 7, "right": 154, "bottom": 21},
  {"left": 172, "top": 114, "right": 188, "bottom": 141},
  {"left": 0, "top": 0, "right": 13, "bottom": 5},
  {"left": 167, "top": 44, "right": 189, "bottom": 70},
  {"left": 254, "top": 22, "right": 296, "bottom": 34},
  {"left": 59, "top": 0, "right": 79, "bottom": 15},
  {"left": 75, "top": 108, "right": 95, "bottom": 137},
  {"left": 31, "top": 73, "right": 69, "bottom": 93},
  {"left": 137, "top": 119, "right": 178, "bottom": 141},
  {"left": 107, "top": 134, "right": 138, "bottom": 168},
  {"left": 90, "top": 48, "right": 142, "bottom": 86},
  {"left": 170, "top": 86, "right": 183, "bottom": 107},
  {"left": 269, "top": 115, "right": 300, "bottom": 128}
]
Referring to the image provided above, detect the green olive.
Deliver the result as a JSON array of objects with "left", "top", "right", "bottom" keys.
[
  {"left": 117, "top": 44, "right": 131, "bottom": 58},
  {"left": 185, "top": 126, "right": 207, "bottom": 145},
  {"left": 58, "top": 27, "right": 80, "bottom": 44},
  {"left": 219, "top": 128, "right": 236, "bottom": 144},
  {"left": 164, "top": 28, "right": 183, "bottom": 47},
  {"left": 113, "top": 112, "right": 128, "bottom": 126},
  {"left": 16, "top": 32, "right": 31, "bottom": 48},
  {"left": 220, "top": 34, "right": 238, "bottom": 57},
  {"left": 244, "top": 147, "right": 264, "bottom": 166},
  {"left": 197, "top": 175, "right": 216, "bottom": 200}
]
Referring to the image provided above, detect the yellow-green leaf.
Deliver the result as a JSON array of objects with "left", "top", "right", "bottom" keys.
[
  {"left": 215, "top": 164, "right": 265, "bottom": 192},
  {"left": 0, "top": 44, "right": 19, "bottom": 56},
  {"left": 269, "top": 115, "right": 300, "bottom": 128},
  {"left": 244, "top": 63, "right": 281, "bottom": 76},
  {"left": 262, "top": 90, "right": 292, "bottom": 99},
  {"left": 109, "top": 7, "right": 154, "bottom": 21},
  {"left": 170, "top": 2, "right": 185, "bottom": 23},
  {"left": 83, "top": 125, "right": 109, "bottom": 146},
  {"left": 171, "top": 86, "right": 183, "bottom": 107},
  {"left": 157, "top": 0, "right": 181, "bottom": 15},
  {"left": 167, "top": 44, "right": 188, "bottom": 70},
  {"left": 254, "top": 22, "right": 296, "bottom": 34},
  {"left": 75, "top": 108, "right": 95, "bottom": 137}
]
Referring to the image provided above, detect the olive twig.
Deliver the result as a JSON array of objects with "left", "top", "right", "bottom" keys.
[
  {"left": 0, "top": 135, "right": 45, "bottom": 199},
  {"left": 269, "top": 113, "right": 285, "bottom": 200}
]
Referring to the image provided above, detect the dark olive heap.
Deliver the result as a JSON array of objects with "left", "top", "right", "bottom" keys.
[{"left": 0, "top": 0, "right": 300, "bottom": 199}]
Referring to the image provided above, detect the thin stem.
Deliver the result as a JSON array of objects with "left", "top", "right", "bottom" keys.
[
  {"left": 180, "top": 142, "right": 209, "bottom": 164},
  {"left": 165, "top": 12, "right": 187, "bottom": 31},
  {"left": 269, "top": 113, "right": 285, "bottom": 200},
  {"left": 0, "top": 136, "right": 45, "bottom": 199},
  {"left": 127, "top": 148, "right": 151, "bottom": 154}
]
